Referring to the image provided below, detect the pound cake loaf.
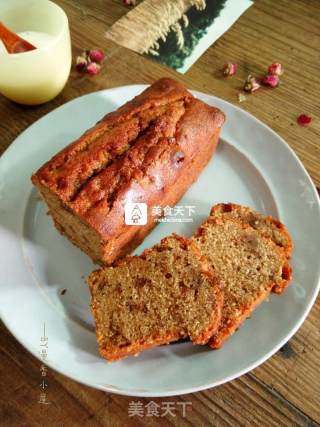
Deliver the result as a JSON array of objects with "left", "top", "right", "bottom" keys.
[
  {"left": 32, "top": 78, "right": 225, "bottom": 265},
  {"left": 88, "top": 234, "right": 223, "bottom": 361},
  {"left": 210, "top": 203, "right": 293, "bottom": 293},
  {"left": 193, "top": 216, "right": 292, "bottom": 349}
]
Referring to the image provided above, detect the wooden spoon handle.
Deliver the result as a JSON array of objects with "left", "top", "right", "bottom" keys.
[{"left": 0, "top": 22, "right": 36, "bottom": 53}]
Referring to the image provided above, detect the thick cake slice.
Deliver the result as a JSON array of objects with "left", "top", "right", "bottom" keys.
[
  {"left": 88, "top": 234, "right": 223, "bottom": 362},
  {"left": 32, "top": 78, "right": 225, "bottom": 265},
  {"left": 210, "top": 203, "right": 293, "bottom": 293},
  {"left": 210, "top": 203, "right": 293, "bottom": 258},
  {"left": 193, "top": 217, "right": 292, "bottom": 349}
]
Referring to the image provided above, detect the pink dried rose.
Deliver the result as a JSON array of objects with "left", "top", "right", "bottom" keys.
[
  {"left": 268, "top": 62, "right": 283, "bottom": 76},
  {"left": 297, "top": 114, "right": 312, "bottom": 126},
  {"left": 75, "top": 48, "right": 105, "bottom": 75},
  {"left": 89, "top": 49, "right": 105, "bottom": 63},
  {"left": 262, "top": 74, "right": 280, "bottom": 87},
  {"left": 76, "top": 55, "right": 87, "bottom": 72},
  {"left": 223, "top": 63, "right": 238, "bottom": 76},
  {"left": 244, "top": 75, "right": 260, "bottom": 93},
  {"left": 86, "top": 62, "right": 101, "bottom": 75}
]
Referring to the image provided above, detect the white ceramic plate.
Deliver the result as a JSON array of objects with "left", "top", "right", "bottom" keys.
[{"left": 1, "top": 86, "right": 319, "bottom": 397}]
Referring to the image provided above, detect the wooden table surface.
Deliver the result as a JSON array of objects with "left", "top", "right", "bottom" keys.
[{"left": 1, "top": 1, "right": 319, "bottom": 426}]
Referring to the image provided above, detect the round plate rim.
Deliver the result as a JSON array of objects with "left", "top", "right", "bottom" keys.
[{"left": 0, "top": 84, "right": 319, "bottom": 397}]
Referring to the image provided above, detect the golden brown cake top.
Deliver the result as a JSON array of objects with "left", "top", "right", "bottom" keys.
[
  {"left": 32, "top": 78, "right": 225, "bottom": 239},
  {"left": 32, "top": 78, "right": 224, "bottom": 200}
]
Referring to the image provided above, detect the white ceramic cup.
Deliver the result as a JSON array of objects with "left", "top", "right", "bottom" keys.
[{"left": 0, "top": 0, "right": 71, "bottom": 105}]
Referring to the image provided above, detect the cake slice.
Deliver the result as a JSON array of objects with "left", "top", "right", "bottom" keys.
[
  {"left": 193, "top": 217, "right": 292, "bottom": 349},
  {"left": 88, "top": 234, "right": 223, "bottom": 361},
  {"left": 209, "top": 203, "right": 293, "bottom": 293}
]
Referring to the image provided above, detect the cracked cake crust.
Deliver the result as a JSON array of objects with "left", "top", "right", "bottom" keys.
[{"left": 32, "top": 78, "right": 225, "bottom": 265}]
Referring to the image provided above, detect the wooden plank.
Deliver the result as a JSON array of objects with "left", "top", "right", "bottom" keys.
[
  {"left": 252, "top": 298, "right": 320, "bottom": 424},
  {"left": 60, "top": 0, "right": 131, "bottom": 27}
]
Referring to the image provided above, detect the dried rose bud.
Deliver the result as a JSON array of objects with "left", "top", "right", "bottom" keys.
[
  {"left": 76, "top": 55, "right": 87, "bottom": 72},
  {"left": 223, "top": 63, "right": 238, "bottom": 76},
  {"left": 86, "top": 62, "right": 101, "bottom": 75},
  {"left": 268, "top": 62, "right": 283, "bottom": 76},
  {"left": 89, "top": 49, "right": 105, "bottom": 63},
  {"left": 244, "top": 75, "right": 260, "bottom": 93},
  {"left": 123, "top": 0, "right": 136, "bottom": 5},
  {"left": 262, "top": 74, "right": 280, "bottom": 87},
  {"left": 297, "top": 114, "right": 312, "bottom": 126}
]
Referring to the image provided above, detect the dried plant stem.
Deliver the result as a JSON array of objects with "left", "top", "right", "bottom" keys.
[{"left": 106, "top": 0, "right": 206, "bottom": 55}]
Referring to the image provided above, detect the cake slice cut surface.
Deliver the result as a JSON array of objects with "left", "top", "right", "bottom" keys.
[
  {"left": 88, "top": 234, "right": 223, "bottom": 362},
  {"left": 209, "top": 203, "right": 293, "bottom": 294},
  {"left": 193, "top": 217, "right": 292, "bottom": 349}
]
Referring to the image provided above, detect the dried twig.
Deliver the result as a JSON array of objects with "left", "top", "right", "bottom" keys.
[{"left": 106, "top": 0, "right": 207, "bottom": 55}]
